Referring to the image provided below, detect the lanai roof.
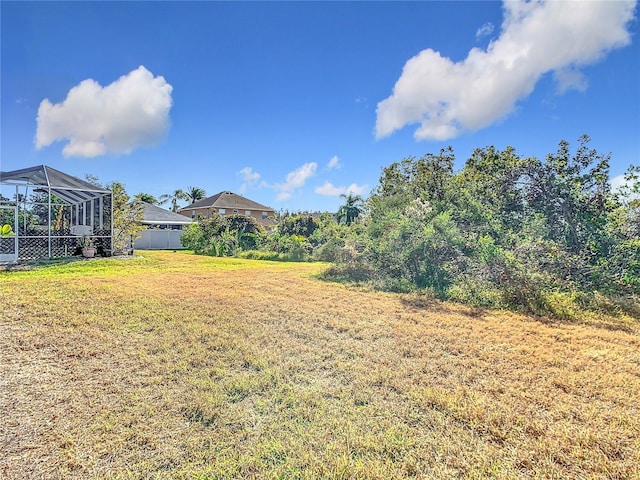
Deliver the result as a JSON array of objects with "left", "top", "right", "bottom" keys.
[
  {"left": 0, "top": 165, "right": 110, "bottom": 204},
  {"left": 180, "top": 191, "right": 274, "bottom": 212}
]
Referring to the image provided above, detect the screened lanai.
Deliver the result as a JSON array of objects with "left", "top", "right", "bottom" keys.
[{"left": 0, "top": 165, "right": 113, "bottom": 261}]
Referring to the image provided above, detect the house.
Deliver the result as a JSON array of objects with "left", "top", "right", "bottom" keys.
[
  {"left": 134, "top": 202, "right": 193, "bottom": 250},
  {"left": 178, "top": 191, "right": 276, "bottom": 227}
]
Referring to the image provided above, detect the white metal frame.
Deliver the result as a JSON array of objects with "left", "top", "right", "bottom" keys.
[{"left": 0, "top": 204, "right": 18, "bottom": 262}]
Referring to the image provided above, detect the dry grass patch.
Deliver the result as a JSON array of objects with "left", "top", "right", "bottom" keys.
[{"left": 1, "top": 251, "right": 639, "bottom": 479}]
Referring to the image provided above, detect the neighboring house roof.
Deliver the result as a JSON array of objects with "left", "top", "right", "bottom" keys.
[
  {"left": 179, "top": 191, "right": 274, "bottom": 212},
  {"left": 0, "top": 164, "right": 111, "bottom": 204},
  {"left": 141, "top": 202, "right": 193, "bottom": 225}
]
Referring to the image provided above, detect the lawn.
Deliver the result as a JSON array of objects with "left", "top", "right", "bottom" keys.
[{"left": 1, "top": 251, "right": 639, "bottom": 479}]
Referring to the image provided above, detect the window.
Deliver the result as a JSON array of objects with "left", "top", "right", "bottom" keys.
[
  {"left": 191, "top": 211, "right": 196, "bottom": 218},
  {"left": 219, "top": 209, "right": 226, "bottom": 215},
  {"left": 261, "top": 212, "right": 269, "bottom": 219},
  {"left": 245, "top": 210, "right": 251, "bottom": 216}
]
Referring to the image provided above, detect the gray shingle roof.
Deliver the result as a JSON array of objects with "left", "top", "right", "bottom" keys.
[
  {"left": 179, "top": 191, "right": 274, "bottom": 212},
  {"left": 141, "top": 202, "right": 193, "bottom": 225}
]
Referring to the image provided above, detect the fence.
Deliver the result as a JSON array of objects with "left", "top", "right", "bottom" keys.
[{"left": 134, "top": 229, "right": 186, "bottom": 250}]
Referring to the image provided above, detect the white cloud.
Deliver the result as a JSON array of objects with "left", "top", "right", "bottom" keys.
[
  {"left": 276, "top": 192, "right": 291, "bottom": 201},
  {"left": 315, "top": 182, "right": 368, "bottom": 197},
  {"left": 376, "top": 0, "right": 636, "bottom": 141},
  {"left": 36, "top": 65, "right": 173, "bottom": 157},
  {"left": 327, "top": 155, "right": 341, "bottom": 170},
  {"left": 273, "top": 162, "right": 317, "bottom": 201},
  {"left": 238, "top": 167, "right": 261, "bottom": 193},
  {"left": 476, "top": 22, "right": 495, "bottom": 39},
  {"left": 238, "top": 166, "right": 261, "bottom": 183},
  {"left": 553, "top": 67, "right": 588, "bottom": 94},
  {"left": 284, "top": 163, "right": 317, "bottom": 189}
]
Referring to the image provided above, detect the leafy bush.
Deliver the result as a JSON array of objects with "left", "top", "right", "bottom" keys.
[
  {"left": 309, "top": 216, "right": 363, "bottom": 262},
  {"left": 320, "top": 237, "right": 376, "bottom": 283},
  {"left": 260, "top": 232, "right": 312, "bottom": 261},
  {"left": 181, "top": 214, "right": 266, "bottom": 257},
  {"left": 181, "top": 216, "right": 225, "bottom": 255},
  {"left": 237, "top": 250, "right": 299, "bottom": 262},
  {"left": 277, "top": 214, "right": 319, "bottom": 237},
  {"left": 226, "top": 215, "right": 265, "bottom": 250},
  {"left": 446, "top": 279, "right": 506, "bottom": 309}
]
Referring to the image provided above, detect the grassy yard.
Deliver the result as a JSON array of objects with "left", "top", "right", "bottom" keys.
[{"left": 1, "top": 251, "right": 639, "bottom": 479}]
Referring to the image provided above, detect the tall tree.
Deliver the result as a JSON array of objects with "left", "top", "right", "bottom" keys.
[
  {"left": 527, "top": 135, "right": 613, "bottom": 256},
  {"left": 620, "top": 165, "right": 640, "bottom": 238},
  {"left": 186, "top": 186, "right": 206, "bottom": 203},
  {"left": 108, "top": 181, "right": 144, "bottom": 253},
  {"left": 336, "top": 193, "right": 364, "bottom": 225},
  {"left": 159, "top": 189, "right": 188, "bottom": 212},
  {"left": 134, "top": 193, "right": 159, "bottom": 204}
]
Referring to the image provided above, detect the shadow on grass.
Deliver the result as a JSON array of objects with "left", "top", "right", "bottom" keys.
[
  {"left": 0, "top": 256, "right": 83, "bottom": 271},
  {"left": 0, "top": 254, "right": 142, "bottom": 272},
  {"left": 321, "top": 268, "right": 639, "bottom": 334}
]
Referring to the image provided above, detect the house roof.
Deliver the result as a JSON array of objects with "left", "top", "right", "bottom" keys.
[
  {"left": 141, "top": 202, "right": 193, "bottom": 225},
  {"left": 179, "top": 191, "right": 274, "bottom": 212},
  {"left": 0, "top": 165, "right": 111, "bottom": 204}
]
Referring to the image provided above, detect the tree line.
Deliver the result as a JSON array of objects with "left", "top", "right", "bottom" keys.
[
  {"left": 179, "top": 135, "right": 639, "bottom": 317},
  {"left": 336, "top": 136, "right": 638, "bottom": 314}
]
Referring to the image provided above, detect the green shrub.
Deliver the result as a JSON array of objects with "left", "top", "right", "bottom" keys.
[
  {"left": 311, "top": 237, "right": 345, "bottom": 262},
  {"left": 446, "top": 280, "right": 506, "bottom": 309},
  {"left": 181, "top": 215, "right": 266, "bottom": 257},
  {"left": 260, "top": 233, "right": 312, "bottom": 261},
  {"left": 277, "top": 214, "right": 319, "bottom": 237},
  {"left": 237, "top": 250, "right": 291, "bottom": 262}
]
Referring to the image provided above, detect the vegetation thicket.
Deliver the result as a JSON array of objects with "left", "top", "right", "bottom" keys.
[
  {"left": 333, "top": 136, "right": 639, "bottom": 316},
  {"left": 179, "top": 136, "right": 639, "bottom": 318},
  {"left": 181, "top": 214, "right": 266, "bottom": 257}
]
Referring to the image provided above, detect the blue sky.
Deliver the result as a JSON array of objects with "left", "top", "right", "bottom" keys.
[{"left": 2, "top": 1, "right": 638, "bottom": 213}]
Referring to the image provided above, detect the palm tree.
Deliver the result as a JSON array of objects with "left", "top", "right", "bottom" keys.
[
  {"left": 336, "top": 193, "right": 364, "bottom": 225},
  {"left": 134, "top": 193, "right": 159, "bottom": 204},
  {"left": 159, "top": 189, "right": 188, "bottom": 212},
  {"left": 186, "top": 186, "right": 206, "bottom": 203}
]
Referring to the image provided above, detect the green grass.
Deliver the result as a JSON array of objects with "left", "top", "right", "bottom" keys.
[{"left": 1, "top": 251, "right": 639, "bottom": 479}]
